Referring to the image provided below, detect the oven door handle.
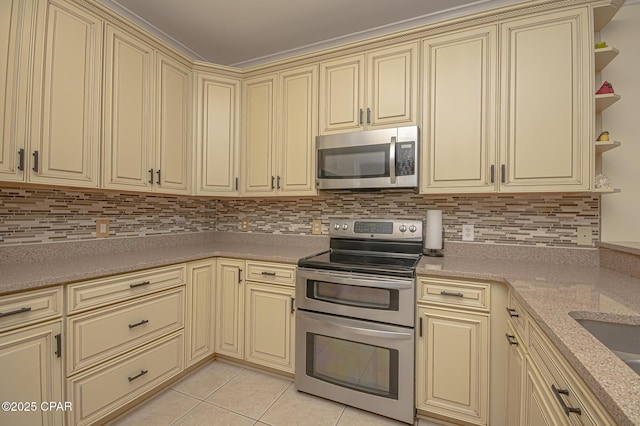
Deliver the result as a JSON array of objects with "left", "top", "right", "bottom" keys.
[
  {"left": 303, "top": 311, "right": 413, "bottom": 340},
  {"left": 298, "top": 270, "right": 412, "bottom": 290}
]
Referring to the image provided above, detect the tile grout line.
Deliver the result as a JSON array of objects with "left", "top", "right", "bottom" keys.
[{"left": 254, "top": 380, "right": 296, "bottom": 424}]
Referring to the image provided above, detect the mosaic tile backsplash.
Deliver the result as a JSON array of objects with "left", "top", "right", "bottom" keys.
[{"left": 0, "top": 186, "right": 599, "bottom": 248}]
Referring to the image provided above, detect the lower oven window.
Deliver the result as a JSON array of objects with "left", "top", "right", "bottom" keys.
[
  {"left": 305, "top": 333, "right": 399, "bottom": 399},
  {"left": 308, "top": 280, "right": 399, "bottom": 311}
]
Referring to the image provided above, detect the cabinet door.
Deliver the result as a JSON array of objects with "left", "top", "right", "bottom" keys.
[
  {"left": 155, "top": 53, "right": 191, "bottom": 194},
  {"left": 0, "top": 321, "right": 63, "bottom": 426},
  {"left": 367, "top": 42, "right": 418, "bottom": 129},
  {"left": 421, "top": 26, "right": 497, "bottom": 193},
  {"left": 29, "top": 0, "right": 102, "bottom": 188},
  {"left": 499, "top": 8, "right": 590, "bottom": 191},
  {"left": 186, "top": 259, "right": 215, "bottom": 367},
  {"left": 505, "top": 323, "right": 525, "bottom": 425},
  {"left": 277, "top": 64, "right": 318, "bottom": 196},
  {"left": 242, "top": 74, "right": 277, "bottom": 195},
  {"left": 0, "top": 0, "right": 38, "bottom": 182},
  {"left": 522, "top": 357, "right": 568, "bottom": 426},
  {"left": 319, "top": 54, "right": 365, "bottom": 134},
  {"left": 416, "top": 306, "right": 489, "bottom": 425},
  {"left": 195, "top": 72, "right": 240, "bottom": 196},
  {"left": 245, "top": 282, "right": 295, "bottom": 373},
  {"left": 103, "top": 24, "right": 154, "bottom": 192},
  {"left": 215, "top": 258, "right": 245, "bottom": 359}
]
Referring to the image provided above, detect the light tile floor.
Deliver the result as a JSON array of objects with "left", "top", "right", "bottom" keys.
[{"left": 108, "top": 360, "right": 436, "bottom": 426}]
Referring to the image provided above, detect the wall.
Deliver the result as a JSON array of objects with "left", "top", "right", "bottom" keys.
[
  {"left": 0, "top": 186, "right": 600, "bottom": 248},
  {"left": 601, "top": 2, "right": 640, "bottom": 242}
]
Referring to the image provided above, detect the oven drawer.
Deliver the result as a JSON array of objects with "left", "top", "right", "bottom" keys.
[
  {"left": 418, "top": 276, "right": 490, "bottom": 311},
  {"left": 246, "top": 261, "right": 296, "bottom": 287}
]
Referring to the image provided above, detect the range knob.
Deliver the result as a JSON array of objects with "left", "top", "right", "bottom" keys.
[
  {"left": 409, "top": 225, "right": 417, "bottom": 233},
  {"left": 399, "top": 225, "right": 407, "bottom": 233},
  {"left": 333, "top": 223, "right": 340, "bottom": 230},
  {"left": 342, "top": 224, "right": 349, "bottom": 230}
]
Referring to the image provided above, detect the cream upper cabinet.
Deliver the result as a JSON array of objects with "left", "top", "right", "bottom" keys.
[
  {"left": 276, "top": 64, "right": 318, "bottom": 196},
  {"left": 0, "top": 321, "right": 64, "bottom": 426},
  {"left": 28, "top": 0, "right": 102, "bottom": 188},
  {"left": 195, "top": 71, "right": 241, "bottom": 196},
  {"left": 421, "top": 25, "right": 497, "bottom": 193},
  {"left": 242, "top": 73, "right": 277, "bottom": 195},
  {"left": 0, "top": 0, "right": 39, "bottom": 182},
  {"left": 186, "top": 259, "right": 216, "bottom": 367},
  {"left": 319, "top": 42, "right": 418, "bottom": 135},
  {"left": 103, "top": 25, "right": 192, "bottom": 194},
  {"left": 155, "top": 52, "right": 192, "bottom": 194},
  {"left": 499, "top": 7, "right": 591, "bottom": 192},
  {"left": 242, "top": 65, "right": 318, "bottom": 197},
  {"left": 102, "top": 23, "right": 154, "bottom": 192},
  {"left": 215, "top": 258, "right": 245, "bottom": 359}
]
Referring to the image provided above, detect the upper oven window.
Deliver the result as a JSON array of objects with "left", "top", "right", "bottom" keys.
[
  {"left": 307, "top": 279, "right": 399, "bottom": 311},
  {"left": 317, "top": 144, "right": 389, "bottom": 179}
]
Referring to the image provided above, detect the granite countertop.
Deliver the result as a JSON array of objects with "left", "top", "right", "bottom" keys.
[
  {"left": 416, "top": 256, "right": 640, "bottom": 426},
  {"left": 1, "top": 233, "right": 639, "bottom": 424}
]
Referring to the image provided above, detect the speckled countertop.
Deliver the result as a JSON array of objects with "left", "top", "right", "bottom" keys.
[
  {"left": 1, "top": 234, "right": 639, "bottom": 424},
  {"left": 416, "top": 256, "right": 640, "bottom": 426}
]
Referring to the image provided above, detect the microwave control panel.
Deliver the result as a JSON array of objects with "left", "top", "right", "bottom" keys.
[{"left": 396, "top": 142, "right": 415, "bottom": 176}]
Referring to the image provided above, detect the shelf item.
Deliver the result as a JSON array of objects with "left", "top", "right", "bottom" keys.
[
  {"left": 595, "top": 93, "right": 620, "bottom": 113},
  {"left": 595, "top": 140, "right": 621, "bottom": 154},
  {"left": 595, "top": 47, "right": 619, "bottom": 71}
]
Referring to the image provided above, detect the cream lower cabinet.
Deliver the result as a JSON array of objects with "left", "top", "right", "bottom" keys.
[
  {"left": 0, "top": 321, "right": 63, "bottom": 426},
  {"left": 185, "top": 259, "right": 216, "bottom": 367},
  {"left": 319, "top": 42, "right": 418, "bottom": 135},
  {"left": 66, "top": 265, "right": 187, "bottom": 425},
  {"left": 505, "top": 291, "right": 616, "bottom": 425},
  {"left": 195, "top": 71, "right": 241, "bottom": 196},
  {"left": 242, "top": 64, "right": 318, "bottom": 196},
  {"left": 216, "top": 259, "right": 296, "bottom": 374},
  {"left": 416, "top": 277, "right": 490, "bottom": 425}
]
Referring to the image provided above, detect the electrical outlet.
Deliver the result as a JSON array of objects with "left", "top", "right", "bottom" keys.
[
  {"left": 96, "top": 219, "right": 109, "bottom": 238},
  {"left": 462, "top": 224, "right": 474, "bottom": 242},
  {"left": 312, "top": 220, "right": 322, "bottom": 235},
  {"left": 240, "top": 218, "right": 248, "bottom": 231},
  {"left": 577, "top": 226, "right": 592, "bottom": 246}
]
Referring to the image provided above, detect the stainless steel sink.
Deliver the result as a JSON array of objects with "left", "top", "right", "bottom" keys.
[{"left": 575, "top": 319, "right": 640, "bottom": 375}]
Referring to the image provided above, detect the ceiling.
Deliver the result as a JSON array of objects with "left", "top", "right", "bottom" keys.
[{"left": 98, "top": 0, "right": 527, "bottom": 68}]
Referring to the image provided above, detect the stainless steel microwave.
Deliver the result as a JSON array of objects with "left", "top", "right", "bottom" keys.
[{"left": 316, "top": 126, "right": 418, "bottom": 190}]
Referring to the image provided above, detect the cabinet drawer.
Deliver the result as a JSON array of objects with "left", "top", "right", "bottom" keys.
[
  {"left": 0, "top": 287, "right": 62, "bottom": 332},
  {"left": 67, "top": 331, "right": 184, "bottom": 426},
  {"left": 67, "top": 288, "right": 184, "bottom": 374},
  {"left": 67, "top": 264, "right": 186, "bottom": 314},
  {"left": 507, "top": 291, "right": 527, "bottom": 342},
  {"left": 418, "top": 277, "right": 490, "bottom": 311},
  {"left": 246, "top": 261, "right": 296, "bottom": 287},
  {"left": 528, "top": 319, "right": 616, "bottom": 425}
]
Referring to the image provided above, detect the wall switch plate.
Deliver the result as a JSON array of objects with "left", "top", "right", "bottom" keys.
[
  {"left": 312, "top": 220, "right": 322, "bottom": 235},
  {"left": 462, "top": 224, "right": 474, "bottom": 242},
  {"left": 240, "top": 218, "right": 248, "bottom": 231},
  {"left": 96, "top": 219, "right": 109, "bottom": 238},
  {"left": 577, "top": 226, "right": 593, "bottom": 246}
]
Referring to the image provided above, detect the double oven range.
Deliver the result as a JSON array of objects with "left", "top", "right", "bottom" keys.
[{"left": 295, "top": 219, "right": 422, "bottom": 424}]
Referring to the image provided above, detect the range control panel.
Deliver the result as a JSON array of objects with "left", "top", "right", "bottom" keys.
[{"left": 329, "top": 219, "right": 423, "bottom": 241}]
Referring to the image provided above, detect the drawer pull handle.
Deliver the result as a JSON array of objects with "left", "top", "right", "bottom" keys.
[
  {"left": 261, "top": 271, "right": 277, "bottom": 276},
  {"left": 505, "top": 333, "right": 519, "bottom": 346},
  {"left": 128, "top": 319, "right": 149, "bottom": 329},
  {"left": 55, "top": 333, "right": 62, "bottom": 358},
  {"left": 238, "top": 268, "right": 243, "bottom": 284},
  {"left": 506, "top": 307, "right": 520, "bottom": 318},
  {"left": 0, "top": 307, "right": 32, "bottom": 317},
  {"left": 291, "top": 297, "right": 295, "bottom": 314},
  {"left": 148, "top": 169, "right": 154, "bottom": 184},
  {"left": 128, "top": 369, "right": 148, "bottom": 382},
  {"left": 440, "top": 291, "right": 464, "bottom": 298},
  {"left": 551, "top": 384, "right": 582, "bottom": 416},
  {"left": 130, "top": 281, "right": 151, "bottom": 289}
]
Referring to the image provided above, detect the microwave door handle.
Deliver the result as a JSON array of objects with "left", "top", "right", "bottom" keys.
[{"left": 389, "top": 136, "right": 397, "bottom": 184}]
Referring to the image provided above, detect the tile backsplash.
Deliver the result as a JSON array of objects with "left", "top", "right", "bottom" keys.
[{"left": 0, "top": 186, "right": 599, "bottom": 248}]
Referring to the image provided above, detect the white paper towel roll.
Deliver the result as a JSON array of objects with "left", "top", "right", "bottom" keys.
[{"left": 425, "top": 210, "right": 443, "bottom": 250}]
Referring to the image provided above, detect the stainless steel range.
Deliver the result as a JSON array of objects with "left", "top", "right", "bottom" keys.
[{"left": 295, "top": 218, "right": 422, "bottom": 424}]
